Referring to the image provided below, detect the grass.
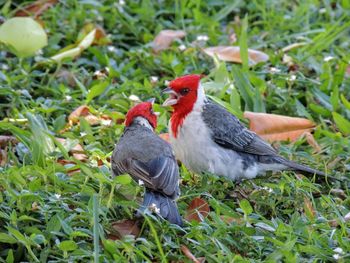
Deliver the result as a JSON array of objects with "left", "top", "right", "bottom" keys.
[{"left": 0, "top": 0, "right": 350, "bottom": 262}]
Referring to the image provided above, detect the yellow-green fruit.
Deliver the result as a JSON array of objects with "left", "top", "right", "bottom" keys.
[{"left": 0, "top": 17, "right": 48, "bottom": 58}]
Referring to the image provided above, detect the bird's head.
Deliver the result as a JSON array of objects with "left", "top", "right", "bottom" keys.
[
  {"left": 125, "top": 99, "right": 158, "bottom": 129},
  {"left": 162, "top": 74, "right": 202, "bottom": 113}
]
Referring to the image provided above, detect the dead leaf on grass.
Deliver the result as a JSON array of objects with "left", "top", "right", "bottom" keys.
[
  {"left": 185, "top": 197, "right": 210, "bottom": 222},
  {"left": 68, "top": 105, "right": 100, "bottom": 126},
  {"left": 109, "top": 219, "right": 140, "bottom": 240},
  {"left": 244, "top": 111, "right": 316, "bottom": 142},
  {"left": 203, "top": 46, "right": 269, "bottom": 65},
  {"left": 152, "top": 30, "right": 186, "bottom": 53},
  {"left": 15, "top": 0, "right": 58, "bottom": 17}
]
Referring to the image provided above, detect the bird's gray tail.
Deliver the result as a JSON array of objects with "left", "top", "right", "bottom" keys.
[
  {"left": 275, "top": 156, "right": 326, "bottom": 176},
  {"left": 141, "top": 190, "right": 183, "bottom": 226}
]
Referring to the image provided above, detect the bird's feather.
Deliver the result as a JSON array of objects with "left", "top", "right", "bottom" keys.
[{"left": 202, "top": 100, "right": 277, "bottom": 156}]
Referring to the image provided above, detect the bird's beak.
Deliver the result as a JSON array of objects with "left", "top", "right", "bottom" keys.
[
  {"left": 162, "top": 87, "right": 179, "bottom": 107},
  {"left": 147, "top": 98, "right": 156, "bottom": 104}
]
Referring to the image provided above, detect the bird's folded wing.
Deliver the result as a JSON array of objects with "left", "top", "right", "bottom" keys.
[
  {"left": 112, "top": 156, "right": 180, "bottom": 198},
  {"left": 202, "top": 101, "right": 277, "bottom": 156}
]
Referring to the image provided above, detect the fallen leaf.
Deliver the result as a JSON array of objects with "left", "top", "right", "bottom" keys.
[
  {"left": 14, "top": 0, "right": 58, "bottom": 17},
  {"left": 159, "top": 133, "right": 170, "bottom": 143},
  {"left": 244, "top": 111, "right": 315, "bottom": 142},
  {"left": 0, "top": 135, "right": 18, "bottom": 147},
  {"left": 0, "top": 17, "right": 47, "bottom": 57},
  {"left": 185, "top": 197, "right": 210, "bottom": 222},
  {"left": 180, "top": 245, "right": 204, "bottom": 263},
  {"left": 77, "top": 23, "right": 111, "bottom": 46},
  {"left": 152, "top": 30, "right": 186, "bottom": 53},
  {"left": 281, "top": 42, "right": 308, "bottom": 53},
  {"left": 51, "top": 29, "right": 96, "bottom": 62},
  {"left": 68, "top": 105, "right": 100, "bottom": 126},
  {"left": 203, "top": 46, "right": 269, "bottom": 65},
  {"left": 109, "top": 219, "right": 140, "bottom": 240},
  {"left": 55, "top": 138, "right": 84, "bottom": 153}
]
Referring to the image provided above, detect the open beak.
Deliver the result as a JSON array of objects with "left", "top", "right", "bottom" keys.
[
  {"left": 162, "top": 87, "right": 179, "bottom": 107},
  {"left": 147, "top": 98, "right": 156, "bottom": 104}
]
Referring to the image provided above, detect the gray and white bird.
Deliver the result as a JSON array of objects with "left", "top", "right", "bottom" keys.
[
  {"left": 111, "top": 101, "right": 182, "bottom": 225},
  {"left": 162, "top": 74, "right": 325, "bottom": 182}
]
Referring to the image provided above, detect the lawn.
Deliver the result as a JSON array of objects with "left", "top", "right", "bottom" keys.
[{"left": 0, "top": 0, "right": 350, "bottom": 262}]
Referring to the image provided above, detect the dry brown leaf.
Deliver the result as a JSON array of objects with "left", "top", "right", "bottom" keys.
[
  {"left": 203, "top": 46, "right": 269, "bottom": 65},
  {"left": 15, "top": 0, "right": 58, "bottom": 17},
  {"left": 55, "top": 138, "right": 84, "bottom": 153},
  {"left": 159, "top": 133, "right": 170, "bottom": 143},
  {"left": 0, "top": 135, "right": 18, "bottom": 147},
  {"left": 185, "top": 197, "right": 210, "bottom": 222},
  {"left": 78, "top": 23, "right": 111, "bottom": 46},
  {"left": 152, "top": 30, "right": 186, "bottom": 53},
  {"left": 180, "top": 245, "right": 204, "bottom": 263},
  {"left": 244, "top": 111, "right": 315, "bottom": 142},
  {"left": 68, "top": 105, "right": 100, "bottom": 126},
  {"left": 109, "top": 219, "right": 140, "bottom": 240}
]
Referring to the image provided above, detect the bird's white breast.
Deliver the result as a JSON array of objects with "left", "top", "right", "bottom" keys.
[{"left": 169, "top": 108, "right": 261, "bottom": 181}]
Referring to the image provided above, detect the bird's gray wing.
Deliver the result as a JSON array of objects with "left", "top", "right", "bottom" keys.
[
  {"left": 112, "top": 156, "right": 180, "bottom": 199},
  {"left": 202, "top": 100, "right": 277, "bottom": 156}
]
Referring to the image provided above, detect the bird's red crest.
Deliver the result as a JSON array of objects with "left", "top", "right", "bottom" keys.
[
  {"left": 167, "top": 74, "right": 202, "bottom": 137},
  {"left": 125, "top": 102, "right": 157, "bottom": 129}
]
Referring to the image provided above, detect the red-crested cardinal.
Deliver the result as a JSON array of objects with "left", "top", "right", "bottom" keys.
[
  {"left": 112, "top": 100, "right": 182, "bottom": 225},
  {"left": 162, "top": 74, "right": 325, "bottom": 181}
]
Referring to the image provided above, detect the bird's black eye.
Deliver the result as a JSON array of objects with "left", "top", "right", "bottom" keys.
[{"left": 180, "top": 88, "right": 190, "bottom": 95}]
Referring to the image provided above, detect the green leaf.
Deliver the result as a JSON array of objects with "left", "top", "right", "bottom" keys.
[
  {"left": 7, "top": 227, "right": 30, "bottom": 246},
  {"left": 332, "top": 112, "right": 350, "bottom": 135},
  {"left": 0, "top": 17, "right": 47, "bottom": 57},
  {"left": 239, "top": 14, "right": 249, "bottom": 71},
  {"left": 0, "top": 233, "right": 17, "bottom": 244},
  {"left": 6, "top": 249, "right": 14, "bottom": 263},
  {"left": 239, "top": 199, "right": 253, "bottom": 215},
  {"left": 232, "top": 66, "right": 254, "bottom": 110},
  {"left": 340, "top": 94, "right": 350, "bottom": 110},
  {"left": 58, "top": 240, "right": 78, "bottom": 251},
  {"left": 114, "top": 174, "right": 132, "bottom": 185},
  {"left": 86, "top": 81, "right": 109, "bottom": 103},
  {"left": 309, "top": 103, "right": 331, "bottom": 117}
]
